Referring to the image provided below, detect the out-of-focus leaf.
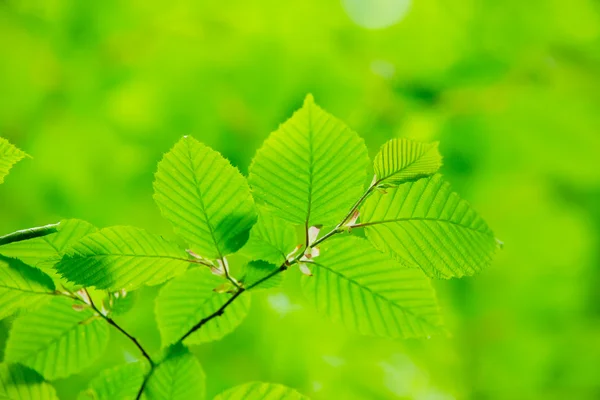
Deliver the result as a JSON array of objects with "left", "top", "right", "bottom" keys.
[
  {"left": 56, "top": 226, "right": 191, "bottom": 291},
  {"left": 0, "top": 363, "right": 58, "bottom": 399},
  {"left": 248, "top": 95, "right": 369, "bottom": 226},
  {"left": 360, "top": 174, "right": 497, "bottom": 278},
  {"left": 154, "top": 136, "right": 257, "bottom": 260},
  {"left": 0, "top": 137, "right": 27, "bottom": 184},
  {"left": 5, "top": 296, "right": 109, "bottom": 380}
]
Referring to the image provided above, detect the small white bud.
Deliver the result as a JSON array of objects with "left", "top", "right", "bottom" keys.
[
  {"left": 308, "top": 226, "right": 321, "bottom": 244},
  {"left": 299, "top": 263, "right": 313, "bottom": 277},
  {"left": 345, "top": 210, "right": 360, "bottom": 227}
]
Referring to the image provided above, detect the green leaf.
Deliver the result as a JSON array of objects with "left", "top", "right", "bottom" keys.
[
  {"left": 373, "top": 138, "right": 442, "bottom": 186},
  {"left": 107, "top": 291, "right": 138, "bottom": 316},
  {"left": 240, "top": 210, "right": 298, "bottom": 265},
  {"left": 0, "top": 220, "right": 97, "bottom": 279},
  {"left": 302, "top": 236, "right": 444, "bottom": 339},
  {"left": 56, "top": 226, "right": 191, "bottom": 291},
  {"left": 0, "top": 255, "right": 55, "bottom": 320},
  {"left": 77, "top": 362, "right": 146, "bottom": 400},
  {"left": 0, "top": 137, "right": 27, "bottom": 184},
  {"left": 5, "top": 296, "right": 110, "bottom": 380},
  {"left": 242, "top": 260, "right": 283, "bottom": 290},
  {"left": 0, "top": 363, "right": 58, "bottom": 400},
  {"left": 213, "top": 382, "right": 310, "bottom": 400},
  {"left": 0, "top": 223, "right": 60, "bottom": 247},
  {"left": 248, "top": 95, "right": 369, "bottom": 227},
  {"left": 154, "top": 136, "right": 257, "bottom": 260},
  {"left": 144, "top": 345, "right": 205, "bottom": 400},
  {"left": 360, "top": 174, "right": 497, "bottom": 279},
  {"left": 155, "top": 268, "right": 251, "bottom": 347}
]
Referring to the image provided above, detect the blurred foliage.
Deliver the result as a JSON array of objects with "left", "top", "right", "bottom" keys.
[{"left": 1, "top": 0, "right": 600, "bottom": 399}]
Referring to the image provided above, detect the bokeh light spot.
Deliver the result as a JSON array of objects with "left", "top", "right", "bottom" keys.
[{"left": 342, "top": 0, "right": 411, "bottom": 29}]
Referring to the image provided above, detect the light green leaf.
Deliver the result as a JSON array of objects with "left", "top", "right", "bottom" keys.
[
  {"left": 240, "top": 210, "right": 298, "bottom": 265},
  {"left": 56, "top": 226, "right": 191, "bottom": 291},
  {"left": 0, "top": 255, "right": 55, "bottom": 320},
  {"left": 213, "top": 382, "right": 310, "bottom": 400},
  {"left": 242, "top": 260, "right": 283, "bottom": 290},
  {"left": 107, "top": 291, "right": 138, "bottom": 316},
  {"left": 360, "top": 174, "right": 497, "bottom": 279},
  {"left": 154, "top": 136, "right": 257, "bottom": 260},
  {"left": 77, "top": 362, "right": 146, "bottom": 400},
  {"left": 144, "top": 345, "right": 205, "bottom": 400},
  {"left": 373, "top": 138, "right": 442, "bottom": 186},
  {"left": 248, "top": 95, "right": 369, "bottom": 227},
  {"left": 5, "top": 296, "right": 110, "bottom": 380},
  {"left": 0, "top": 137, "right": 27, "bottom": 184},
  {"left": 0, "top": 220, "right": 97, "bottom": 279},
  {"left": 0, "top": 363, "right": 58, "bottom": 400},
  {"left": 0, "top": 223, "right": 60, "bottom": 247},
  {"left": 302, "top": 236, "right": 444, "bottom": 339},
  {"left": 156, "top": 268, "right": 250, "bottom": 347}
]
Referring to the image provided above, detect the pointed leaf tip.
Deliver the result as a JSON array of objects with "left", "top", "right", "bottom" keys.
[{"left": 304, "top": 93, "right": 315, "bottom": 105}]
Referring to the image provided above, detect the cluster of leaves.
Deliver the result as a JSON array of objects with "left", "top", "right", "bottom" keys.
[{"left": 0, "top": 95, "right": 499, "bottom": 399}]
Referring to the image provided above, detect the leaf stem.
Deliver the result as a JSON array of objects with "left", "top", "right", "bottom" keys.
[
  {"left": 0, "top": 222, "right": 61, "bottom": 246},
  {"left": 82, "top": 289, "right": 155, "bottom": 368}
]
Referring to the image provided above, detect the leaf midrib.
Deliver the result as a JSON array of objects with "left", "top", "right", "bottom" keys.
[{"left": 359, "top": 217, "right": 492, "bottom": 235}]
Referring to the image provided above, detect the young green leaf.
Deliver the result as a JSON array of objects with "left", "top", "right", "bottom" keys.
[
  {"left": 0, "top": 222, "right": 60, "bottom": 247},
  {"left": 373, "top": 138, "right": 442, "bottom": 186},
  {"left": 56, "top": 226, "right": 191, "bottom": 291},
  {"left": 239, "top": 210, "right": 298, "bottom": 265},
  {"left": 248, "top": 95, "right": 369, "bottom": 227},
  {"left": 302, "top": 236, "right": 444, "bottom": 339},
  {"left": 0, "top": 363, "right": 58, "bottom": 400},
  {"left": 77, "top": 362, "right": 146, "bottom": 400},
  {"left": 155, "top": 268, "right": 251, "bottom": 347},
  {"left": 144, "top": 345, "right": 206, "bottom": 400},
  {"left": 213, "top": 382, "right": 310, "bottom": 400},
  {"left": 107, "top": 290, "right": 137, "bottom": 316},
  {"left": 360, "top": 174, "right": 497, "bottom": 279},
  {"left": 0, "top": 137, "right": 27, "bottom": 184},
  {"left": 5, "top": 296, "right": 109, "bottom": 380},
  {"left": 0, "top": 255, "right": 55, "bottom": 320},
  {"left": 154, "top": 136, "right": 257, "bottom": 260},
  {"left": 242, "top": 260, "right": 283, "bottom": 290},
  {"left": 0, "top": 220, "right": 97, "bottom": 280}
]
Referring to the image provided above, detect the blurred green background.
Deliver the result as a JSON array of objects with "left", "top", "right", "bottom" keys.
[{"left": 1, "top": 0, "right": 600, "bottom": 399}]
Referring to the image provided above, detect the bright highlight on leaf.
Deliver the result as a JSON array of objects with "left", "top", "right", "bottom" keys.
[
  {"left": 144, "top": 345, "right": 206, "bottom": 400},
  {"left": 0, "top": 256, "right": 55, "bottom": 320},
  {"left": 5, "top": 296, "right": 110, "bottom": 380},
  {"left": 56, "top": 226, "right": 191, "bottom": 291},
  {"left": 213, "top": 382, "right": 310, "bottom": 400},
  {"left": 360, "top": 174, "right": 497, "bottom": 278},
  {"left": 0, "top": 137, "right": 27, "bottom": 184},
  {"left": 0, "top": 363, "right": 58, "bottom": 400},
  {"left": 302, "top": 236, "right": 444, "bottom": 338},
  {"left": 240, "top": 210, "right": 297, "bottom": 265},
  {"left": 155, "top": 268, "right": 251, "bottom": 347},
  {"left": 77, "top": 362, "right": 146, "bottom": 400},
  {"left": 154, "top": 136, "right": 257, "bottom": 260},
  {"left": 249, "top": 95, "right": 369, "bottom": 227},
  {"left": 374, "top": 138, "right": 442, "bottom": 186}
]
